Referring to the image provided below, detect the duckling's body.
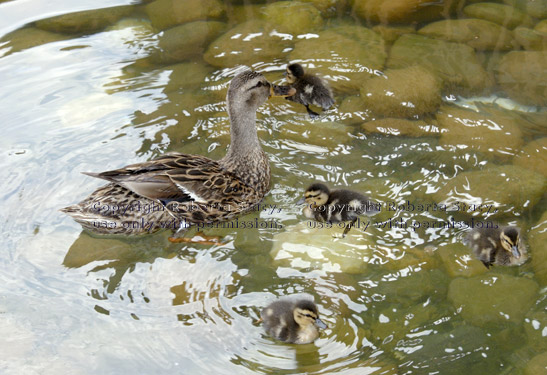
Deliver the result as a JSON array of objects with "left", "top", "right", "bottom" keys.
[
  {"left": 285, "top": 63, "right": 334, "bottom": 119},
  {"left": 261, "top": 297, "right": 327, "bottom": 344},
  {"left": 465, "top": 226, "right": 527, "bottom": 268},
  {"left": 298, "top": 183, "right": 379, "bottom": 236},
  {"left": 61, "top": 71, "right": 295, "bottom": 235}
]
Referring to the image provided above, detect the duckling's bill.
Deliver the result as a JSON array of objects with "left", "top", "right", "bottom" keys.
[
  {"left": 511, "top": 245, "right": 521, "bottom": 258},
  {"left": 315, "top": 318, "right": 327, "bottom": 329},
  {"left": 270, "top": 84, "right": 296, "bottom": 98}
]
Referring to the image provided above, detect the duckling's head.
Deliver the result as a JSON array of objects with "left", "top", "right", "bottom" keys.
[
  {"left": 286, "top": 63, "right": 305, "bottom": 84},
  {"left": 297, "top": 183, "right": 330, "bottom": 207},
  {"left": 227, "top": 70, "right": 295, "bottom": 115},
  {"left": 500, "top": 227, "right": 521, "bottom": 259},
  {"left": 293, "top": 300, "right": 327, "bottom": 330}
]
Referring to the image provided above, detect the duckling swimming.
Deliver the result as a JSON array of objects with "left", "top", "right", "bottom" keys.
[
  {"left": 297, "top": 183, "right": 379, "bottom": 237},
  {"left": 285, "top": 63, "right": 334, "bottom": 119},
  {"left": 261, "top": 297, "right": 327, "bottom": 344},
  {"left": 465, "top": 226, "right": 527, "bottom": 268}
]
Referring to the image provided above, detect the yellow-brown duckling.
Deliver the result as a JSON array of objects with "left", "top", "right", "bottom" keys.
[
  {"left": 261, "top": 297, "right": 327, "bottom": 344},
  {"left": 285, "top": 63, "right": 334, "bottom": 119},
  {"left": 465, "top": 226, "right": 527, "bottom": 268},
  {"left": 297, "top": 183, "right": 379, "bottom": 237}
]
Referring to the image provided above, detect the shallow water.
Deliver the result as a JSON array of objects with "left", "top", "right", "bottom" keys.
[{"left": 1, "top": 0, "right": 546, "bottom": 374}]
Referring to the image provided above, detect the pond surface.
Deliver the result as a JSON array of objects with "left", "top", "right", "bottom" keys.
[{"left": 1, "top": 0, "right": 546, "bottom": 374}]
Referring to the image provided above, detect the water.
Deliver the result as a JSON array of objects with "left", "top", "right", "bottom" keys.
[{"left": 1, "top": 1, "right": 546, "bottom": 374}]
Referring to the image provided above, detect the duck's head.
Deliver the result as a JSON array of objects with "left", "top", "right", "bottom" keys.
[
  {"left": 285, "top": 63, "right": 305, "bottom": 84},
  {"left": 293, "top": 300, "right": 327, "bottom": 330},
  {"left": 500, "top": 227, "right": 522, "bottom": 259},
  {"left": 227, "top": 70, "right": 295, "bottom": 114},
  {"left": 297, "top": 183, "right": 330, "bottom": 207}
]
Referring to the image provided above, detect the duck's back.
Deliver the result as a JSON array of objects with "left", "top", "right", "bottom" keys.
[{"left": 466, "top": 227, "right": 502, "bottom": 266}]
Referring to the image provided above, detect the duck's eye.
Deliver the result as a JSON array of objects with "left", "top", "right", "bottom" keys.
[{"left": 255, "top": 81, "right": 264, "bottom": 88}]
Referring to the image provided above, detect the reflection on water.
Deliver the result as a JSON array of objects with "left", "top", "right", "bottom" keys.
[{"left": 0, "top": 0, "right": 546, "bottom": 374}]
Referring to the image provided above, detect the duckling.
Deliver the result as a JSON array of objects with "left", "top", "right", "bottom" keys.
[
  {"left": 465, "top": 226, "right": 527, "bottom": 268},
  {"left": 284, "top": 63, "right": 334, "bottom": 119},
  {"left": 61, "top": 70, "right": 295, "bottom": 239},
  {"left": 261, "top": 297, "right": 327, "bottom": 344},
  {"left": 297, "top": 183, "right": 379, "bottom": 237}
]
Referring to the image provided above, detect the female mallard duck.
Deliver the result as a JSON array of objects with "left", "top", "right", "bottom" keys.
[
  {"left": 261, "top": 297, "right": 327, "bottom": 344},
  {"left": 61, "top": 70, "right": 295, "bottom": 238},
  {"left": 465, "top": 226, "right": 527, "bottom": 268},
  {"left": 285, "top": 63, "right": 334, "bottom": 119},
  {"left": 297, "top": 183, "right": 379, "bottom": 237}
]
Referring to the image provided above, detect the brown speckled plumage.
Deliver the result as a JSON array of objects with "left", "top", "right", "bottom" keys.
[
  {"left": 465, "top": 226, "right": 527, "bottom": 268},
  {"left": 61, "top": 70, "right": 293, "bottom": 234}
]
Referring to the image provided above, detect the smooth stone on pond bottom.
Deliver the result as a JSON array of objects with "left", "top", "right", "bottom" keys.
[
  {"left": 388, "top": 34, "right": 492, "bottom": 95},
  {"left": 438, "top": 242, "right": 487, "bottom": 278},
  {"left": 278, "top": 121, "right": 353, "bottom": 148},
  {"left": 528, "top": 211, "right": 547, "bottom": 286},
  {"left": 270, "top": 222, "right": 373, "bottom": 274},
  {"left": 372, "top": 24, "right": 416, "bottom": 45},
  {"left": 536, "top": 20, "right": 547, "bottom": 33},
  {"left": 496, "top": 51, "right": 547, "bottom": 106},
  {"left": 300, "top": 0, "right": 347, "bottom": 18},
  {"left": 436, "top": 105, "right": 524, "bottom": 160},
  {"left": 338, "top": 95, "right": 372, "bottom": 124},
  {"left": 525, "top": 309, "right": 547, "bottom": 351},
  {"left": 502, "top": 0, "right": 547, "bottom": 19},
  {"left": 513, "top": 26, "right": 547, "bottom": 50},
  {"left": 0, "top": 27, "right": 71, "bottom": 57},
  {"left": 360, "top": 65, "right": 441, "bottom": 118},
  {"left": 524, "top": 352, "right": 547, "bottom": 375},
  {"left": 151, "top": 21, "right": 226, "bottom": 64},
  {"left": 463, "top": 2, "right": 534, "bottom": 29},
  {"left": 448, "top": 274, "right": 538, "bottom": 326},
  {"left": 145, "top": 0, "right": 225, "bottom": 30},
  {"left": 513, "top": 138, "right": 547, "bottom": 177},
  {"left": 432, "top": 165, "right": 546, "bottom": 216},
  {"left": 351, "top": 0, "right": 459, "bottom": 24},
  {"left": 262, "top": 1, "right": 323, "bottom": 35},
  {"left": 289, "top": 25, "right": 386, "bottom": 94},
  {"left": 35, "top": 5, "right": 134, "bottom": 34},
  {"left": 162, "top": 62, "right": 214, "bottom": 93},
  {"left": 418, "top": 19, "right": 517, "bottom": 51},
  {"left": 204, "top": 20, "right": 292, "bottom": 68},
  {"left": 361, "top": 118, "right": 440, "bottom": 137}
]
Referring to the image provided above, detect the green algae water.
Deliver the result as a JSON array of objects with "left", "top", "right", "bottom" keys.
[{"left": 0, "top": 0, "right": 546, "bottom": 374}]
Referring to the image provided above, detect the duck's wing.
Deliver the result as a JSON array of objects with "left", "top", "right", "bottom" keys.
[{"left": 83, "top": 153, "right": 253, "bottom": 206}]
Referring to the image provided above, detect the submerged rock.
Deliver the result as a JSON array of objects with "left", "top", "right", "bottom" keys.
[
  {"left": 438, "top": 242, "right": 487, "bottom": 278},
  {"left": 360, "top": 65, "right": 441, "bottom": 118},
  {"left": 448, "top": 274, "right": 538, "bottom": 326},
  {"left": 0, "top": 27, "right": 70, "bottom": 57},
  {"left": 290, "top": 25, "right": 386, "bottom": 94},
  {"left": 145, "top": 0, "right": 224, "bottom": 30},
  {"left": 463, "top": 2, "right": 534, "bottom": 29},
  {"left": 496, "top": 51, "right": 547, "bottom": 106},
  {"left": 301, "top": 0, "right": 347, "bottom": 18},
  {"left": 528, "top": 211, "right": 547, "bottom": 286},
  {"left": 524, "top": 352, "right": 547, "bottom": 375},
  {"left": 387, "top": 34, "right": 492, "bottom": 95},
  {"left": 351, "top": 0, "right": 459, "bottom": 24},
  {"left": 262, "top": 1, "right": 323, "bottom": 35},
  {"left": 204, "top": 21, "right": 292, "bottom": 68},
  {"left": 162, "top": 62, "right": 214, "bottom": 93},
  {"left": 35, "top": 5, "right": 134, "bottom": 34},
  {"left": 432, "top": 165, "right": 546, "bottom": 216},
  {"left": 361, "top": 118, "right": 440, "bottom": 137},
  {"left": 372, "top": 24, "right": 416, "bottom": 45},
  {"left": 151, "top": 21, "right": 226, "bottom": 63},
  {"left": 436, "top": 105, "right": 524, "bottom": 160},
  {"left": 513, "top": 138, "right": 547, "bottom": 177},
  {"left": 418, "top": 19, "right": 517, "bottom": 51},
  {"left": 513, "top": 26, "right": 547, "bottom": 50},
  {"left": 270, "top": 222, "right": 374, "bottom": 274},
  {"left": 502, "top": 0, "right": 547, "bottom": 19}
]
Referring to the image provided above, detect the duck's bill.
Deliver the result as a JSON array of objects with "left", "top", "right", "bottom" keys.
[
  {"left": 296, "top": 197, "right": 306, "bottom": 205},
  {"left": 511, "top": 245, "right": 521, "bottom": 258},
  {"left": 269, "top": 84, "right": 296, "bottom": 98},
  {"left": 315, "top": 318, "right": 327, "bottom": 330}
]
